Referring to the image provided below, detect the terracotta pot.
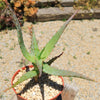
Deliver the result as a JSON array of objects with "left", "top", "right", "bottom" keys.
[{"left": 11, "top": 65, "right": 64, "bottom": 100}]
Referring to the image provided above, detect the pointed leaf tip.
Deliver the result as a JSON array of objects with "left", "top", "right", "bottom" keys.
[
  {"left": 31, "top": 26, "right": 40, "bottom": 56},
  {"left": 40, "top": 10, "right": 79, "bottom": 60},
  {"left": 43, "top": 64, "right": 95, "bottom": 82},
  {"left": 4, "top": 70, "right": 39, "bottom": 92}
]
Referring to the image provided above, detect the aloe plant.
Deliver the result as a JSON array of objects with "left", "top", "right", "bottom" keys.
[{"left": 4, "top": 3, "right": 95, "bottom": 92}]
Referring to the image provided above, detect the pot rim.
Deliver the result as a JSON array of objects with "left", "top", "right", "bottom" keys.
[{"left": 11, "top": 65, "right": 64, "bottom": 100}]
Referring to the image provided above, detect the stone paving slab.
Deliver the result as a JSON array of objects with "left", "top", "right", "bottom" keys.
[
  {"left": 36, "top": 0, "right": 74, "bottom": 7},
  {"left": 36, "top": 7, "right": 100, "bottom": 22},
  {"left": 33, "top": 0, "right": 100, "bottom": 22}
]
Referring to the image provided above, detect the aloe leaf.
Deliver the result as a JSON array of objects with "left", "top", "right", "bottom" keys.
[
  {"left": 4, "top": 70, "right": 39, "bottom": 92},
  {"left": 31, "top": 26, "right": 40, "bottom": 57},
  {"left": 7, "top": 5, "right": 35, "bottom": 63},
  {"left": 43, "top": 64, "right": 95, "bottom": 82},
  {"left": 39, "top": 10, "right": 79, "bottom": 60}
]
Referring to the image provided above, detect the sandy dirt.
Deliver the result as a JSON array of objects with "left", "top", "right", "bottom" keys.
[{"left": 0, "top": 19, "right": 100, "bottom": 100}]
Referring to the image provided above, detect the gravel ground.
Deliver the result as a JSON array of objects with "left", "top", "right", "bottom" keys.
[{"left": 0, "top": 19, "right": 100, "bottom": 100}]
